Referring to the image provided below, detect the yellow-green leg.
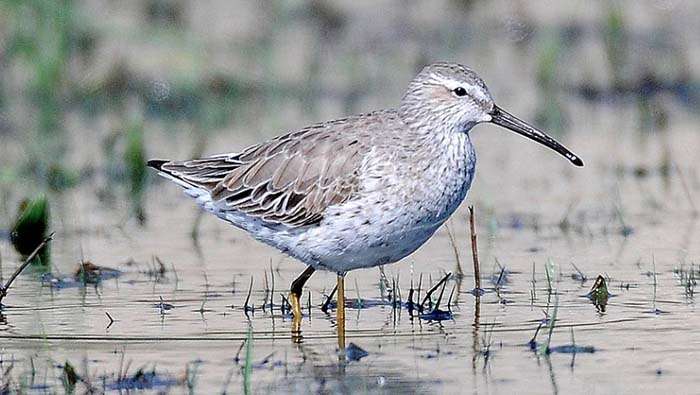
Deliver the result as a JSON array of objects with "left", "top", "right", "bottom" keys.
[
  {"left": 289, "top": 266, "right": 315, "bottom": 338},
  {"left": 337, "top": 274, "right": 346, "bottom": 354}
]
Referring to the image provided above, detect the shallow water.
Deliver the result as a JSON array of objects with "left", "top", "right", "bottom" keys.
[
  {"left": 2, "top": 125, "right": 700, "bottom": 393},
  {"left": 2, "top": 1, "right": 700, "bottom": 393}
]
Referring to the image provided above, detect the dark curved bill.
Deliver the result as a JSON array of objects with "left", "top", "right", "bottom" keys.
[{"left": 489, "top": 105, "right": 583, "bottom": 167}]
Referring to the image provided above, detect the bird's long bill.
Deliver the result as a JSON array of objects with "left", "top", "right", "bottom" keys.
[{"left": 489, "top": 105, "right": 583, "bottom": 167}]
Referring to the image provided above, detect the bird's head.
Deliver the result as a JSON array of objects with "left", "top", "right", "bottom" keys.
[{"left": 400, "top": 62, "right": 583, "bottom": 167}]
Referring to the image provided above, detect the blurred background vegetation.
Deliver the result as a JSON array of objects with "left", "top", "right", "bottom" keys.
[{"left": 0, "top": 1, "right": 698, "bottom": 261}]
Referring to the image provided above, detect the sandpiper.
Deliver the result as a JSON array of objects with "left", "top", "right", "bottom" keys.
[{"left": 148, "top": 62, "right": 582, "bottom": 349}]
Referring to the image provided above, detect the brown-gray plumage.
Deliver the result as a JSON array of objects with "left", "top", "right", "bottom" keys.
[{"left": 149, "top": 111, "right": 398, "bottom": 227}]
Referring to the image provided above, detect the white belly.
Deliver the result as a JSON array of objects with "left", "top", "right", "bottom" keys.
[{"left": 291, "top": 133, "right": 477, "bottom": 273}]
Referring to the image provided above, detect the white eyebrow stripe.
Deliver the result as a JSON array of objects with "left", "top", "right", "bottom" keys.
[
  {"left": 429, "top": 74, "right": 491, "bottom": 102},
  {"left": 430, "top": 75, "right": 462, "bottom": 90}
]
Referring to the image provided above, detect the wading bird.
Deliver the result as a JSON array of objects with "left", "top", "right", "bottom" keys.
[{"left": 148, "top": 62, "right": 583, "bottom": 351}]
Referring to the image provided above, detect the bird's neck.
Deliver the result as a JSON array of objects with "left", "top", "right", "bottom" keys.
[
  {"left": 409, "top": 128, "right": 477, "bottom": 224},
  {"left": 393, "top": 107, "right": 477, "bottom": 178},
  {"left": 408, "top": 121, "right": 477, "bottom": 192},
  {"left": 404, "top": 115, "right": 476, "bottom": 153}
]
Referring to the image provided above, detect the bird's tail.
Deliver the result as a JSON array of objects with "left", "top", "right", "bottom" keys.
[
  {"left": 146, "top": 159, "right": 168, "bottom": 171},
  {"left": 147, "top": 159, "right": 207, "bottom": 194}
]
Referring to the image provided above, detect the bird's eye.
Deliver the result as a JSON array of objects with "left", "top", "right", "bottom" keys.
[{"left": 453, "top": 87, "right": 467, "bottom": 97}]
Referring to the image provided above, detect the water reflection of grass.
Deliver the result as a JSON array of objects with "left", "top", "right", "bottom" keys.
[{"left": 243, "top": 325, "right": 253, "bottom": 395}]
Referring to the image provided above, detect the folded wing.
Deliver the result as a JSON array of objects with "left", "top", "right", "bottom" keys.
[{"left": 152, "top": 123, "right": 367, "bottom": 227}]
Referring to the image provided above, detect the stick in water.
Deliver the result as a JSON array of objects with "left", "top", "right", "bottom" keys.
[
  {"left": 468, "top": 206, "right": 481, "bottom": 291},
  {"left": 0, "top": 233, "right": 54, "bottom": 304}
]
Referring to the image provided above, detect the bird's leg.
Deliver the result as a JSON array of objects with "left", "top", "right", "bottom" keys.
[
  {"left": 337, "top": 273, "right": 346, "bottom": 355},
  {"left": 290, "top": 266, "right": 315, "bottom": 320}
]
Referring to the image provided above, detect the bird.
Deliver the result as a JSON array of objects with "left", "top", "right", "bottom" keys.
[{"left": 148, "top": 62, "right": 583, "bottom": 350}]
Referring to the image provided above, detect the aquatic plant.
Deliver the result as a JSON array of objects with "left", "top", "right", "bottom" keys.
[
  {"left": 468, "top": 206, "right": 483, "bottom": 294},
  {"left": 10, "top": 196, "right": 51, "bottom": 265},
  {"left": 124, "top": 120, "right": 147, "bottom": 224},
  {"left": 418, "top": 272, "right": 453, "bottom": 321},
  {"left": 587, "top": 275, "right": 609, "bottom": 313},
  {"left": 535, "top": 31, "right": 566, "bottom": 135},
  {"left": 61, "top": 361, "right": 78, "bottom": 393},
  {"left": 355, "top": 278, "right": 364, "bottom": 309},
  {"left": 676, "top": 264, "right": 697, "bottom": 298},
  {"left": 544, "top": 259, "right": 556, "bottom": 295},
  {"left": 243, "top": 326, "right": 253, "bottom": 395},
  {"left": 107, "top": 365, "right": 180, "bottom": 391},
  {"left": 46, "top": 164, "right": 80, "bottom": 191},
  {"left": 321, "top": 284, "right": 338, "bottom": 313},
  {"left": 244, "top": 276, "right": 254, "bottom": 314},
  {"left": 530, "top": 262, "right": 537, "bottom": 304},
  {"left": 445, "top": 222, "right": 464, "bottom": 278},
  {"left": 571, "top": 263, "right": 588, "bottom": 283},
  {"left": 3, "top": 0, "right": 76, "bottom": 186},
  {"left": 603, "top": 4, "right": 627, "bottom": 88},
  {"left": 540, "top": 294, "right": 559, "bottom": 355}
]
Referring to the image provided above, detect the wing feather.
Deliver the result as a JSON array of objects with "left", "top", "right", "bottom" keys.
[{"left": 151, "top": 112, "right": 391, "bottom": 227}]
